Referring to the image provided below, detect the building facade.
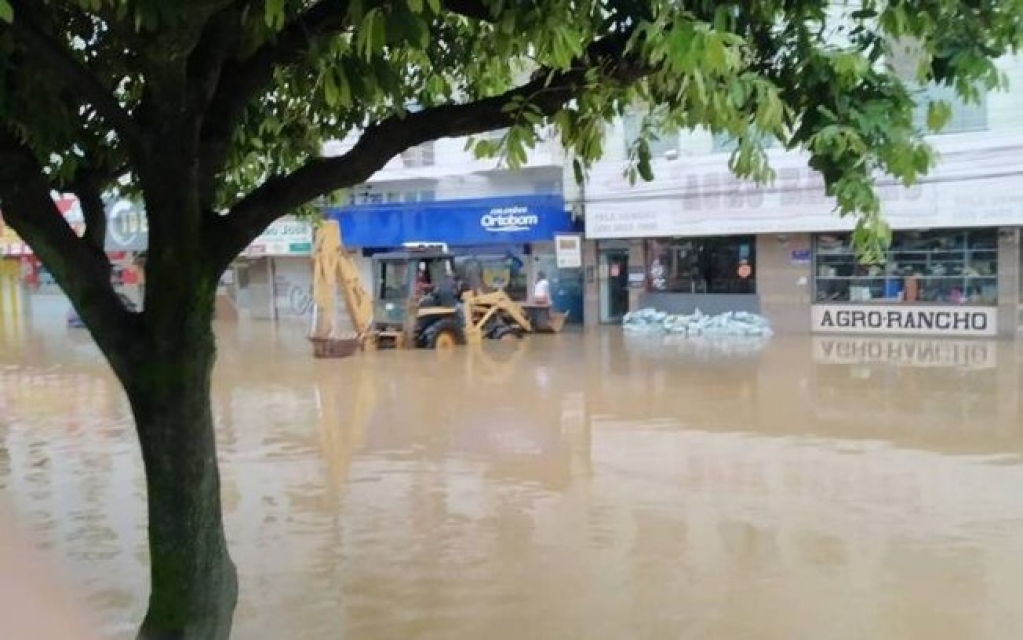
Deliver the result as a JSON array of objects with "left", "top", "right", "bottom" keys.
[
  {"left": 320, "top": 132, "right": 586, "bottom": 323},
  {"left": 575, "top": 53, "right": 1023, "bottom": 340}
]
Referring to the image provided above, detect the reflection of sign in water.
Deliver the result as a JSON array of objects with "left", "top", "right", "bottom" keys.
[
  {"left": 812, "top": 304, "right": 997, "bottom": 338},
  {"left": 813, "top": 337, "right": 997, "bottom": 369}
]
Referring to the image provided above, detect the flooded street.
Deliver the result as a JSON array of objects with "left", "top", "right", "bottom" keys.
[{"left": 3, "top": 323, "right": 1023, "bottom": 639}]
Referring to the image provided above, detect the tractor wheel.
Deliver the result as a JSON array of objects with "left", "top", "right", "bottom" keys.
[
  {"left": 425, "top": 317, "right": 463, "bottom": 349},
  {"left": 489, "top": 324, "right": 523, "bottom": 342}
]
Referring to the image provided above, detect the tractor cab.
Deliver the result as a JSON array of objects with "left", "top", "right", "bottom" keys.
[{"left": 370, "top": 245, "right": 467, "bottom": 347}]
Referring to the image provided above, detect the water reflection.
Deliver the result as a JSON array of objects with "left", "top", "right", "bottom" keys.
[{"left": 1, "top": 325, "right": 1022, "bottom": 639}]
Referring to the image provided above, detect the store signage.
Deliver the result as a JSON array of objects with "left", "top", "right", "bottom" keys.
[
  {"left": 811, "top": 304, "right": 997, "bottom": 337},
  {"left": 813, "top": 337, "right": 997, "bottom": 369},
  {"left": 790, "top": 249, "right": 811, "bottom": 265},
  {"left": 584, "top": 133, "right": 1023, "bottom": 239},
  {"left": 554, "top": 233, "right": 582, "bottom": 268},
  {"left": 480, "top": 206, "right": 539, "bottom": 233},
  {"left": 105, "top": 199, "right": 149, "bottom": 251},
  {"left": 330, "top": 194, "right": 570, "bottom": 247},
  {"left": 246, "top": 218, "right": 314, "bottom": 256}
]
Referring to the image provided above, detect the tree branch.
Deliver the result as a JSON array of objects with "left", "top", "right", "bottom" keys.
[
  {"left": 0, "top": 128, "right": 143, "bottom": 379},
  {"left": 210, "top": 31, "right": 639, "bottom": 272},
  {"left": 442, "top": 0, "right": 497, "bottom": 22},
  {"left": 198, "top": 0, "right": 356, "bottom": 205},
  {"left": 71, "top": 172, "right": 109, "bottom": 258},
  {"left": 7, "top": 4, "right": 143, "bottom": 154},
  {"left": 197, "top": 0, "right": 496, "bottom": 205}
]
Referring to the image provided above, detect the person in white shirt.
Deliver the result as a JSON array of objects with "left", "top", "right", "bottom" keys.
[{"left": 533, "top": 271, "right": 551, "bottom": 305}]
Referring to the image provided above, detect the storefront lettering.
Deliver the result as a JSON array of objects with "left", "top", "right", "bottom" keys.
[
  {"left": 670, "top": 168, "right": 924, "bottom": 213},
  {"left": 258, "top": 220, "right": 312, "bottom": 241},
  {"left": 813, "top": 304, "right": 996, "bottom": 337},
  {"left": 480, "top": 207, "right": 539, "bottom": 233},
  {"left": 819, "top": 309, "right": 987, "bottom": 331}
]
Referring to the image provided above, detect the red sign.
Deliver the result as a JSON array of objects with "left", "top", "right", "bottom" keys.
[{"left": 737, "top": 263, "right": 752, "bottom": 279}]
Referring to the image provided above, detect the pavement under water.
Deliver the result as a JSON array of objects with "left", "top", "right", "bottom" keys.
[{"left": 2, "top": 320, "right": 1023, "bottom": 639}]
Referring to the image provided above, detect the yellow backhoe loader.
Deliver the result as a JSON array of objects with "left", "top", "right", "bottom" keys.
[{"left": 309, "top": 220, "right": 540, "bottom": 356}]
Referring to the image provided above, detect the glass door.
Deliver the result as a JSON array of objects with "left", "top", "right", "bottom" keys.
[{"left": 599, "top": 249, "right": 630, "bottom": 324}]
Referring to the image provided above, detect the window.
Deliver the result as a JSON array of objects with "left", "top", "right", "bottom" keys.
[
  {"left": 533, "top": 180, "right": 561, "bottom": 195},
  {"left": 886, "top": 39, "right": 988, "bottom": 135},
  {"left": 622, "top": 112, "right": 679, "bottom": 157},
  {"left": 711, "top": 131, "right": 776, "bottom": 153},
  {"left": 401, "top": 190, "right": 436, "bottom": 202},
  {"left": 912, "top": 82, "right": 987, "bottom": 134},
  {"left": 401, "top": 142, "right": 435, "bottom": 167},
  {"left": 646, "top": 236, "right": 756, "bottom": 294},
  {"left": 814, "top": 228, "right": 999, "bottom": 305}
]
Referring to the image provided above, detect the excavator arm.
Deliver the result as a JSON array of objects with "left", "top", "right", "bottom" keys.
[{"left": 311, "top": 220, "right": 373, "bottom": 345}]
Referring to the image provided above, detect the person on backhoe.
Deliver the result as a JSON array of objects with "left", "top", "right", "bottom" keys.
[
  {"left": 533, "top": 271, "right": 551, "bottom": 305},
  {"left": 433, "top": 273, "right": 460, "bottom": 307}
]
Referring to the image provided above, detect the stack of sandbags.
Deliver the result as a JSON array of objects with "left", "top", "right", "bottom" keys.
[{"left": 623, "top": 307, "right": 774, "bottom": 338}]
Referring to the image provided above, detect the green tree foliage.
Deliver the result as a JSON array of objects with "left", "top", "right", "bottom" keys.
[{"left": 1, "top": 1, "right": 1021, "bottom": 638}]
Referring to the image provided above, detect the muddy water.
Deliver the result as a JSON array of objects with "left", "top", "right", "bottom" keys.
[{"left": 2, "top": 323, "right": 1023, "bottom": 639}]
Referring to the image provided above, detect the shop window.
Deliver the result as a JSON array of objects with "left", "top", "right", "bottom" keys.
[
  {"left": 814, "top": 228, "right": 998, "bottom": 305},
  {"left": 646, "top": 236, "right": 757, "bottom": 294}
]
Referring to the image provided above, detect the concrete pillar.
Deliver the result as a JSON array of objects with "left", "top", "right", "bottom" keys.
[
  {"left": 755, "top": 233, "right": 812, "bottom": 334},
  {"left": 996, "top": 227, "right": 1021, "bottom": 338},
  {"left": 582, "top": 240, "right": 599, "bottom": 328},
  {"left": 626, "top": 238, "right": 645, "bottom": 313}
]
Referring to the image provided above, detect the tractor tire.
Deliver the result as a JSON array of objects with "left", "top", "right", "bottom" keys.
[
  {"left": 488, "top": 324, "right": 523, "bottom": 342},
  {"left": 423, "top": 317, "right": 463, "bottom": 349}
]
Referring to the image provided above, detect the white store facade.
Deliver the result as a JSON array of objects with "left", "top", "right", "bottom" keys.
[{"left": 582, "top": 132, "right": 1023, "bottom": 339}]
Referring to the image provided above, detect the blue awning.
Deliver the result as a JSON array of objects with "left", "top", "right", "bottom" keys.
[{"left": 326, "top": 194, "right": 571, "bottom": 247}]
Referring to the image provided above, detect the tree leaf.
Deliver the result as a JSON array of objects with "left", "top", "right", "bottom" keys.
[
  {"left": 0, "top": 0, "right": 13, "bottom": 23},
  {"left": 572, "top": 157, "right": 585, "bottom": 186}
]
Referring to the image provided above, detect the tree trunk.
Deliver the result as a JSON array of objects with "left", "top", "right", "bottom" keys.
[{"left": 128, "top": 302, "right": 238, "bottom": 640}]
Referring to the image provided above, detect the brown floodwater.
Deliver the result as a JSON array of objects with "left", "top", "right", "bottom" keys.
[{"left": 2, "top": 320, "right": 1023, "bottom": 639}]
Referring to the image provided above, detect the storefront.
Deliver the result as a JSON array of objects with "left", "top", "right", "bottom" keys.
[
  {"left": 811, "top": 228, "right": 1007, "bottom": 338},
  {"left": 328, "top": 194, "right": 584, "bottom": 322},
  {"left": 583, "top": 133, "right": 1023, "bottom": 338},
  {"left": 239, "top": 217, "right": 315, "bottom": 322}
]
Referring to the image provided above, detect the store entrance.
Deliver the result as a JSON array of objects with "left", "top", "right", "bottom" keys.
[{"left": 599, "top": 249, "right": 630, "bottom": 324}]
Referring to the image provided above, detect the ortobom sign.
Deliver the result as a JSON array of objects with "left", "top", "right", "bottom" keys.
[
  {"left": 811, "top": 304, "right": 997, "bottom": 338},
  {"left": 330, "top": 194, "right": 570, "bottom": 247},
  {"left": 480, "top": 207, "right": 540, "bottom": 233}
]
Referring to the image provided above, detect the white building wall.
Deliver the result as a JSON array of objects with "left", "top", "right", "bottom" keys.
[
  {"left": 322, "top": 131, "right": 565, "bottom": 198},
  {"left": 583, "top": 52, "right": 1023, "bottom": 202}
]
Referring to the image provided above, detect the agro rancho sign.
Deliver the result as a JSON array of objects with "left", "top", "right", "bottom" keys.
[{"left": 812, "top": 304, "right": 997, "bottom": 337}]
